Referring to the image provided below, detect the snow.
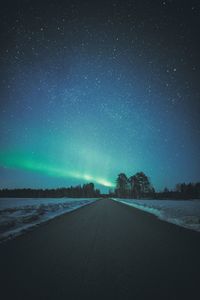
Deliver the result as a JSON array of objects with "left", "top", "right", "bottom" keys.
[
  {"left": 0, "top": 198, "right": 98, "bottom": 242},
  {"left": 2, "top": 197, "right": 200, "bottom": 242},
  {"left": 112, "top": 198, "right": 200, "bottom": 232}
]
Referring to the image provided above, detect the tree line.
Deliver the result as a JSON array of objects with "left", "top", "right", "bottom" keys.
[
  {"left": 0, "top": 183, "right": 100, "bottom": 198},
  {"left": 157, "top": 182, "right": 200, "bottom": 200},
  {"left": 109, "top": 172, "right": 200, "bottom": 200},
  {"left": 113, "top": 172, "right": 155, "bottom": 198},
  {"left": 0, "top": 174, "right": 199, "bottom": 199}
]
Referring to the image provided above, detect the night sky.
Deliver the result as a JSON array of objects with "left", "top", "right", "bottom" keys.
[{"left": 0, "top": 0, "right": 200, "bottom": 192}]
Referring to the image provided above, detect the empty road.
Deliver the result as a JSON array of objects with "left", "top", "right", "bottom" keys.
[{"left": 0, "top": 198, "right": 200, "bottom": 299}]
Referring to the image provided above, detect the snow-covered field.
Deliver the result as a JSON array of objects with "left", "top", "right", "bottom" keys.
[
  {"left": 113, "top": 198, "right": 200, "bottom": 232},
  {"left": 0, "top": 198, "right": 98, "bottom": 242}
]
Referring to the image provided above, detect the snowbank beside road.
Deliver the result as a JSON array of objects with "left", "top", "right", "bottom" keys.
[
  {"left": 113, "top": 198, "right": 200, "bottom": 232},
  {"left": 0, "top": 198, "right": 98, "bottom": 242}
]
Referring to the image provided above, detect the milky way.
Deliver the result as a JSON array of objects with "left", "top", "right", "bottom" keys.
[{"left": 0, "top": 1, "right": 200, "bottom": 192}]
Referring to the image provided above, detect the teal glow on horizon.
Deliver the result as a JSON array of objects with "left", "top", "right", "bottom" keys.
[{"left": 0, "top": 152, "right": 115, "bottom": 188}]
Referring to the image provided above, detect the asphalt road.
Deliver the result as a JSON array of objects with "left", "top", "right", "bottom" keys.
[{"left": 0, "top": 198, "right": 200, "bottom": 300}]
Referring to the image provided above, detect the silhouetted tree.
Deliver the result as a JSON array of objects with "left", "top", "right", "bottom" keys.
[
  {"left": 83, "top": 183, "right": 95, "bottom": 197},
  {"left": 129, "top": 172, "right": 154, "bottom": 198},
  {"left": 195, "top": 183, "right": 200, "bottom": 198},
  {"left": 115, "top": 173, "right": 129, "bottom": 198},
  {"left": 163, "top": 187, "right": 169, "bottom": 193},
  {"left": 129, "top": 175, "right": 140, "bottom": 198}
]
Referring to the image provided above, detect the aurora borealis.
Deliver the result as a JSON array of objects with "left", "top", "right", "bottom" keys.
[
  {"left": 0, "top": 152, "right": 114, "bottom": 187},
  {"left": 0, "top": 1, "right": 200, "bottom": 192}
]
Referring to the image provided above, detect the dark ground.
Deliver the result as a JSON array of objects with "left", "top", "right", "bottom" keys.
[{"left": 0, "top": 198, "right": 200, "bottom": 300}]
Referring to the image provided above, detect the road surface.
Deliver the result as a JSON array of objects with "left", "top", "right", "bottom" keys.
[{"left": 0, "top": 198, "right": 200, "bottom": 299}]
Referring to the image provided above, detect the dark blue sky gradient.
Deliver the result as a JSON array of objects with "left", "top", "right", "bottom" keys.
[{"left": 0, "top": 0, "right": 200, "bottom": 192}]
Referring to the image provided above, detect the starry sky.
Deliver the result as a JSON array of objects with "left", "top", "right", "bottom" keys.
[{"left": 0, "top": 0, "right": 200, "bottom": 192}]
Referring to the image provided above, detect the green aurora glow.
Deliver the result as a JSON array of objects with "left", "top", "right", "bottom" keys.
[{"left": 0, "top": 152, "right": 115, "bottom": 188}]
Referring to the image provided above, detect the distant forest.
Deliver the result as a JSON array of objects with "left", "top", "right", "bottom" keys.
[
  {"left": 0, "top": 172, "right": 200, "bottom": 199},
  {"left": 0, "top": 183, "right": 100, "bottom": 198}
]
